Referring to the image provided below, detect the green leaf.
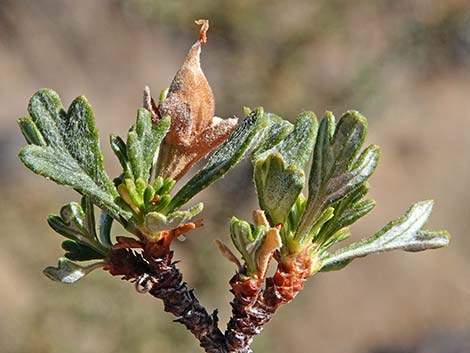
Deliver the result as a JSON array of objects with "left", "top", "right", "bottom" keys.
[
  {"left": 285, "top": 194, "right": 307, "bottom": 238},
  {"left": 21, "top": 145, "right": 126, "bottom": 220},
  {"left": 18, "top": 116, "right": 46, "bottom": 146},
  {"left": 48, "top": 202, "right": 87, "bottom": 241},
  {"left": 126, "top": 109, "right": 170, "bottom": 181},
  {"left": 47, "top": 198, "right": 109, "bottom": 258},
  {"left": 59, "top": 96, "right": 116, "bottom": 195},
  {"left": 253, "top": 112, "right": 318, "bottom": 224},
  {"left": 19, "top": 89, "right": 130, "bottom": 221},
  {"left": 143, "top": 185, "right": 156, "bottom": 207},
  {"left": 230, "top": 213, "right": 282, "bottom": 278},
  {"left": 145, "top": 212, "right": 168, "bottom": 234},
  {"left": 81, "top": 196, "right": 97, "bottom": 241},
  {"left": 167, "top": 202, "right": 204, "bottom": 226},
  {"left": 110, "top": 134, "right": 132, "bottom": 177},
  {"left": 320, "top": 200, "right": 450, "bottom": 272},
  {"left": 254, "top": 153, "right": 305, "bottom": 225},
  {"left": 317, "top": 183, "right": 375, "bottom": 247},
  {"left": 144, "top": 203, "right": 203, "bottom": 235},
  {"left": 255, "top": 111, "right": 318, "bottom": 169},
  {"left": 98, "top": 211, "right": 114, "bottom": 248},
  {"left": 62, "top": 240, "right": 106, "bottom": 261},
  {"left": 124, "top": 178, "right": 144, "bottom": 209},
  {"left": 27, "top": 89, "right": 66, "bottom": 148},
  {"left": 168, "top": 108, "right": 269, "bottom": 211},
  {"left": 230, "top": 217, "right": 264, "bottom": 276},
  {"left": 251, "top": 112, "right": 293, "bottom": 160},
  {"left": 297, "top": 111, "right": 380, "bottom": 238},
  {"left": 303, "top": 207, "right": 334, "bottom": 243},
  {"left": 43, "top": 258, "right": 103, "bottom": 284}
]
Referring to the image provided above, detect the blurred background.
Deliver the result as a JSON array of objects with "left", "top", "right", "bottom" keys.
[{"left": 1, "top": 1, "right": 469, "bottom": 352}]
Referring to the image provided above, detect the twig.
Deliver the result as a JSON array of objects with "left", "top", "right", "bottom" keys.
[
  {"left": 106, "top": 248, "right": 228, "bottom": 353},
  {"left": 225, "top": 250, "right": 313, "bottom": 353}
]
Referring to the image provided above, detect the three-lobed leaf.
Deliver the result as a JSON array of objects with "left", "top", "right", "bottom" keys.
[
  {"left": 47, "top": 196, "right": 109, "bottom": 261},
  {"left": 316, "top": 183, "right": 375, "bottom": 248},
  {"left": 18, "top": 89, "right": 131, "bottom": 222},
  {"left": 125, "top": 110, "right": 171, "bottom": 182},
  {"left": 320, "top": 200, "right": 450, "bottom": 272},
  {"left": 43, "top": 258, "right": 104, "bottom": 284},
  {"left": 253, "top": 112, "right": 318, "bottom": 225},
  {"left": 297, "top": 111, "right": 380, "bottom": 238}
]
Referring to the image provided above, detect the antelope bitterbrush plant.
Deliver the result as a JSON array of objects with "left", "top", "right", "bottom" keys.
[{"left": 18, "top": 20, "right": 450, "bottom": 353}]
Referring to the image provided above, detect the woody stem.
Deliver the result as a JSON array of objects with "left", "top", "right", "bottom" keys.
[
  {"left": 106, "top": 248, "right": 228, "bottom": 353},
  {"left": 225, "top": 258, "right": 311, "bottom": 353}
]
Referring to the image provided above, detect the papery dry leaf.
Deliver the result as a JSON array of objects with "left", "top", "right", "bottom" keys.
[
  {"left": 256, "top": 226, "right": 282, "bottom": 279},
  {"left": 155, "top": 19, "right": 238, "bottom": 181}
]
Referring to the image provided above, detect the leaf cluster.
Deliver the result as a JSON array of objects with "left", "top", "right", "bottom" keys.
[
  {"left": 226, "top": 110, "right": 449, "bottom": 277},
  {"left": 18, "top": 90, "right": 269, "bottom": 282}
]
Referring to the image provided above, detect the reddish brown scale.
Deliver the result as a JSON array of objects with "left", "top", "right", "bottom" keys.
[
  {"left": 225, "top": 248, "right": 313, "bottom": 353},
  {"left": 226, "top": 275, "right": 265, "bottom": 353},
  {"left": 263, "top": 252, "right": 312, "bottom": 308}
]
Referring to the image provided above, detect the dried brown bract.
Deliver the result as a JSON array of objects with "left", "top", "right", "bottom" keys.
[{"left": 155, "top": 19, "right": 238, "bottom": 180}]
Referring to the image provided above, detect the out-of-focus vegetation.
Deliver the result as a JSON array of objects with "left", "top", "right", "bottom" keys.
[
  {"left": 123, "top": 0, "right": 470, "bottom": 117},
  {"left": 0, "top": 1, "right": 469, "bottom": 353}
]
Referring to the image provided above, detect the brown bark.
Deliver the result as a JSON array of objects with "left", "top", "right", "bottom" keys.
[
  {"left": 105, "top": 248, "right": 228, "bottom": 353},
  {"left": 225, "top": 251, "right": 313, "bottom": 353}
]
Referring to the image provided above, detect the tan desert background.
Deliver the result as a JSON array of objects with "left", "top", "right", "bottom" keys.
[{"left": 0, "top": 1, "right": 469, "bottom": 352}]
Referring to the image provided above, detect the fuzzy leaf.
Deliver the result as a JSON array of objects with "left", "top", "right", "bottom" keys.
[
  {"left": 230, "top": 212, "right": 281, "bottom": 278},
  {"left": 18, "top": 116, "right": 46, "bottom": 146},
  {"left": 47, "top": 198, "right": 109, "bottom": 258},
  {"left": 81, "top": 196, "right": 97, "bottom": 240},
  {"left": 320, "top": 200, "right": 450, "bottom": 272},
  {"left": 126, "top": 110, "right": 170, "bottom": 182},
  {"left": 252, "top": 112, "right": 293, "bottom": 159},
  {"left": 18, "top": 89, "right": 130, "bottom": 221},
  {"left": 167, "top": 203, "right": 204, "bottom": 226},
  {"left": 317, "top": 183, "right": 375, "bottom": 247},
  {"left": 43, "top": 258, "right": 103, "bottom": 284},
  {"left": 168, "top": 109, "right": 269, "bottom": 210},
  {"left": 58, "top": 96, "right": 116, "bottom": 195},
  {"left": 230, "top": 217, "right": 264, "bottom": 277},
  {"left": 110, "top": 134, "right": 132, "bottom": 177},
  {"left": 254, "top": 154, "right": 305, "bottom": 225},
  {"left": 297, "top": 111, "right": 380, "bottom": 237},
  {"left": 255, "top": 111, "right": 318, "bottom": 168},
  {"left": 62, "top": 240, "right": 106, "bottom": 261},
  {"left": 21, "top": 145, "right": 125, "bottom": 220},
  {"left": 98, "top": 211, "right": 114, "bottom": 248},
  {"left": 254, "top": 112, "right": 318, "bottom": 224}
]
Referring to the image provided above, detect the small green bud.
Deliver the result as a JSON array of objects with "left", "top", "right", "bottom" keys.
[
  {"left": 145, "top": 212, "right": 168, "bottom": 234},
  {"left": 160, "top": 178, "right": 176, "bottom": 195},
  {"left": 143, "top": 185, "right": 156, "bottom": 207},
  {"left": 153, "top": 176, "right": 165, "bottom": 193}
]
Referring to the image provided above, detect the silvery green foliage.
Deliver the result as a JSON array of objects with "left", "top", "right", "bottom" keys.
[
  {"left": 320, "top": 200, "right": 450, "bottom": 271},
  {"left": 43, "top": 258, "right": 104, "bottom": 284},
  {"left": 230, "top": 217, "right": 266, "bottom": 277},
  {"left": 48, "top": 196, "right": 109, "bottom": 261},
  {"left": 18, "top": 90, "right": 270, "bottom": 283},
  {"left": 110, "top": 110, "right": 170, "bottom": 182},
  {"left": 297, "top": 111, "right": 380, "bottom": 239},
  {"left": 249, "top": 110, "right": 449, "bottom": 271},
  {"left": 253, "top": 112, "right": 318, "bottom": 225},
  {"left": 18, "top": 89, "right": 130, "bottom": 222},
  {"left": 18, "top": 89, "right": 450, "bottom": 283}
]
